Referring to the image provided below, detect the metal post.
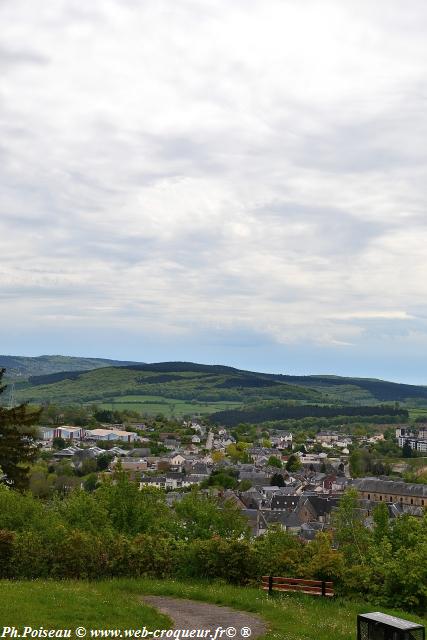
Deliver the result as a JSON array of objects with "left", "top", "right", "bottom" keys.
[
  {"left": 321, "top": 581, "right": 326, "bottom": 597},
  {"left": 269, "top": 576, "right": 273, "bottom": 595}
]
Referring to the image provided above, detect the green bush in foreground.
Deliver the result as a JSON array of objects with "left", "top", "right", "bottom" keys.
[{"left": 0, "top": 478, "right": 427, "bottom": 613}]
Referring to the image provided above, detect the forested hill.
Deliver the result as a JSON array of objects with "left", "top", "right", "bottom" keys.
[
  {"left": 6, "top": 360, "right": 427, "bottom": 412},
  {"left": 0, "top": 354, "right": 142, "bottom": 381}
]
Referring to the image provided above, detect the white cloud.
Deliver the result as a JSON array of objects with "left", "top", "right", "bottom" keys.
[{"left": 1, "top": 0, "right": 427, "bottom": 360}]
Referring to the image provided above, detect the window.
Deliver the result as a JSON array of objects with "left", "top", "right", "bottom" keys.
[
  {"left": 368, "top": 494, "right": 370, "bottom": 500},
  {"left": 379, "top": 495, "right": 383, "bottom": 501},
  {"left": 411, "top": 498, "right": 413, "bottom": 505}
]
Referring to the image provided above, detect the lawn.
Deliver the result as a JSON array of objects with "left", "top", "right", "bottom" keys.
[
  {"left": 1, "top": 579, "right": 426, "bottom": 640},
  {"left": 0, "top": 580, "right": 169, "bottom": 630}
]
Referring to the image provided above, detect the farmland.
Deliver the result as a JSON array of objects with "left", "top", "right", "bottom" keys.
[{"left": 97, "top": 394, "right": 242, "bottom": 417}]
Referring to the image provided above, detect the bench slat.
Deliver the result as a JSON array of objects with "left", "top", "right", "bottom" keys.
[
  {"left": 261, "top": 576, "right": 334, "bottom": 597},
  {"left": 262, "top": 577, "right": 333, "bottom": 587}
]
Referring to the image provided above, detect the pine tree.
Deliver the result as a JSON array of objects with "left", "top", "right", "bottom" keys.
[{"left": 0, "top": 369, "right": 41, "bottom": 490}]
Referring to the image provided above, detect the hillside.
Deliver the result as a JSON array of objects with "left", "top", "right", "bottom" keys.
[
  {"left": 2, "top": 579, "right": 426, "bottom": 640},
  {"left": 0, "top": 354, "right": 142, "bottom": 381},
  {"left": 7, "top": 360, "right": 427, "bottom": 421},
  {"left": 12, "top": 362, "right": 321, "bottom": 417}
]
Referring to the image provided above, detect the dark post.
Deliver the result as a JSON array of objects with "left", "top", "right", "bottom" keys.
[
  {"left": 268, "top": 576, "right": 273, "bottom": 595},
  {"left": 321, "top": 581, "right": 326, "bottom": 597}
]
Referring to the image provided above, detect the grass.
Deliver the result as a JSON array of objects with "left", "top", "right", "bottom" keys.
[
  {"left": 1, "top": 579, "right": 426, "bottom": 640},
  {"left": 96, "top": 396, "right": 242, "bottom": 417},
  {"left": 0, "top": 579, "right": 169, "bottom": 630}
]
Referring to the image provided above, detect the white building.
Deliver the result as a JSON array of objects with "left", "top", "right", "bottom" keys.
[{"left": 86, "top": 428, "right": 136, "bottom": 443}]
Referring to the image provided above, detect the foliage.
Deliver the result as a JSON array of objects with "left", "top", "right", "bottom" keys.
[
  {"left": 267, "top": 455, "right": 282, "bottom": 468},
  {"left": 285, "top": 454, "right": 302, "bottom": 472},
  {"left": 202, "top": 468, "right": 239, "bottom": 489},
  {"left": 174, "top": 491, "right": 249, "bottom": 540},
  {"left": 212, "top": 402, "right": 408, "bottom": 427},
  {"left": 270, "top": 473, "right": 285, "bottom": 487},
  {"left": 0, "top": 369, "right": 41, "bottom": 490}
]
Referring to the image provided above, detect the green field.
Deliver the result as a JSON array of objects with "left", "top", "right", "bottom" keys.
[
  {"left": 408, "top": 408, "right": 427, "bottom": 420},
  {"left": 97, "top": 395, "right": 242, "bottom": 417},
  {"left": 1, "top": 579, "right": 426, "bottom": 640}
]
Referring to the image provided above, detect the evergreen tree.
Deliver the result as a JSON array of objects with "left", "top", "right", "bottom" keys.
[
  {"left": 0, "top": 369, "right": 41, "bottom": 490},
  {"left": 270, "top": 473, "right": 285, "bottom": 487},
  {"left": 402, "top": 440, "right": 413, "bottom": 458}
]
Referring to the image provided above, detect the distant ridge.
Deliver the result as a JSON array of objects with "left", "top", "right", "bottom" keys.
[
  {"left": 5, "top": 358, "right": 427, "bottom": 412},
  {"left": 0, "top": 354, "right": 143, "bottom": 380}
]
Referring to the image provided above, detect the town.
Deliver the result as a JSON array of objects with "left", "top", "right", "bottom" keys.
[{"left": 35, "top": 416, "right": 427, "bottom": 539}]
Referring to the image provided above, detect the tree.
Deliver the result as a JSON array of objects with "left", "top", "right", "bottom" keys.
[
  {"left": 97, "top": 453, "right": 113, "bottom": 471},
  {"left": 331, "top": 488, "right": 370, "bottom": 564},
  {"left": 83, "top": 473, "right": 98, "bottom": 492},
  {"left": 267, "top": 455, "right": 282, "bottom": 468},
  {"left": 402, "top": 440, "right": 413, "bottom": 458},
  {"left": 174, "top": 491, "right": 249, "bottom": 540},
  {"left": 0, "top": 369, "right": 41, "bottom": 491},
  {"left": 285, "top": 454, "right": 302, "bottom": 472},
  {"left": 52, "top": 437, "right": 66, "bottom": 450},
  {"left": 372, "top": 502, "right": 390, "bottom": 543},
  {"left": 270, "top": 473, "right": 285, "bottom": 487}
]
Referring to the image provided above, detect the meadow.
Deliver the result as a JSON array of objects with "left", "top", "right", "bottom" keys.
[
  {"left": 97, "top": 395, "right": 242, "bottom": 417},
  {"left": 1, "top": 579, "right": 426, "bottom": 640}
]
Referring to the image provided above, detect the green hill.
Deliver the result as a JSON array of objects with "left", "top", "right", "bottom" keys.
[
  {"left": 5, "top": 360, "right": 427, "bottom": 421},
  {"left": 0, "top": 354, "right": 142, "bottom": 381},
  {"left": 12, "top": 362, "right": 320, "bottom": 415}
]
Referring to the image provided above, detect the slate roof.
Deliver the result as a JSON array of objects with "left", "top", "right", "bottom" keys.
[
  {"left": 298, "top": 495, "right": 340, "bottom": 517},
  {"left": 354, "top": 477, "right": 427, "bottom": 498}
]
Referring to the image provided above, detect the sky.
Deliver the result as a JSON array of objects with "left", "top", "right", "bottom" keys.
[{"left": 1, "top": 0, "right": 427, "bottom": 383}]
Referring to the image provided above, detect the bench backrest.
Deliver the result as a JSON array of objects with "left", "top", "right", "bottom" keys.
[{"left": 262, "top": 576, "right": 334, "bottom": 597}]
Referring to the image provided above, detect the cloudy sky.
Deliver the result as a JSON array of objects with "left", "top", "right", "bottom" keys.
[{"left": 1, "top": 0, "right": 427, "bottom": 382}]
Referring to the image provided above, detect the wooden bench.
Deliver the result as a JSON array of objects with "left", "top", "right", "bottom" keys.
[{"left": 262, "top": 576, "right": 334, "bottom": 597}]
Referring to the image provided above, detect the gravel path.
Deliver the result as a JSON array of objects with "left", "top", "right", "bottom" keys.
[{"left": 142, "top": 596, "right": 267, "bottom": 639}]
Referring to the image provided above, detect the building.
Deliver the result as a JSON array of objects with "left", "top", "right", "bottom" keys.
[
  {"left": 354, "top": 477, "right": 427, "bottom": 508},
  {"left": 396, "top": 426, "right": 427, "bottom": 453},
  {"left": 50, "top": 426, "right": 85, "bottom": 440},
  {"left": 86, "top": 428, "right": 137, "bottom": 443},
  {"left": 316, "top": 432, "right": 339, "bottom": 445}
]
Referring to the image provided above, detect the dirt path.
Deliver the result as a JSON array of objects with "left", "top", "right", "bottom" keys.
[{"left": 142, "top": 596, "right": 267, "bottom": 639}]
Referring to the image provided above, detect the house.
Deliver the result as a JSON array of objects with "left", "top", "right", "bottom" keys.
[
  {"left": 354, "top": 477, "right": 427, "bottom": 508},
  {"left": 52, "top": 446, "right": 80, "bottom": 458},
  {"left": 139, "top": 476, "right": 166, "bottom": 489},
  {"left": 191, "top": 435, "right": 201, "bottom": 444},
  {"left": 169, "top": 453, "right": 186, "bottom": 467},
  {"left": 119, "top": 458, "right": 148, "bottom": 472},
  {"left": 262, "top": 510, "right": 301, "bottom": 534},
  {"left": 316, "top": 432, "right": 339, "bottom": 445},
  {"left": 271, "top": 433, "right": 293, "bottom": 449},
  {"left": 165, "top": 472, "right": 187, "bottom": 490},
  {"left": 240, "top": 487, "right": 265, "bottom": 510},
  {"left": 297, "top": 496, "right": 340, "bottom": 525},
  {"left": 271, "top": 494, "right": 299, "bottom": 511},
  {"left": 239, "top": 470, "right": 269, "bottom": 487}
]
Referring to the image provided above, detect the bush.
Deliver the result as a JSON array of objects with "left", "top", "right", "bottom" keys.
[
  {"left": 131, "top": 534, "right": 179, "bottom": 578},
  {"left": 179, "top": 537, "right": 253, "bottom": 584},
  {"left": 0, "top": 529, "right": 15, "bottom": 578}
]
